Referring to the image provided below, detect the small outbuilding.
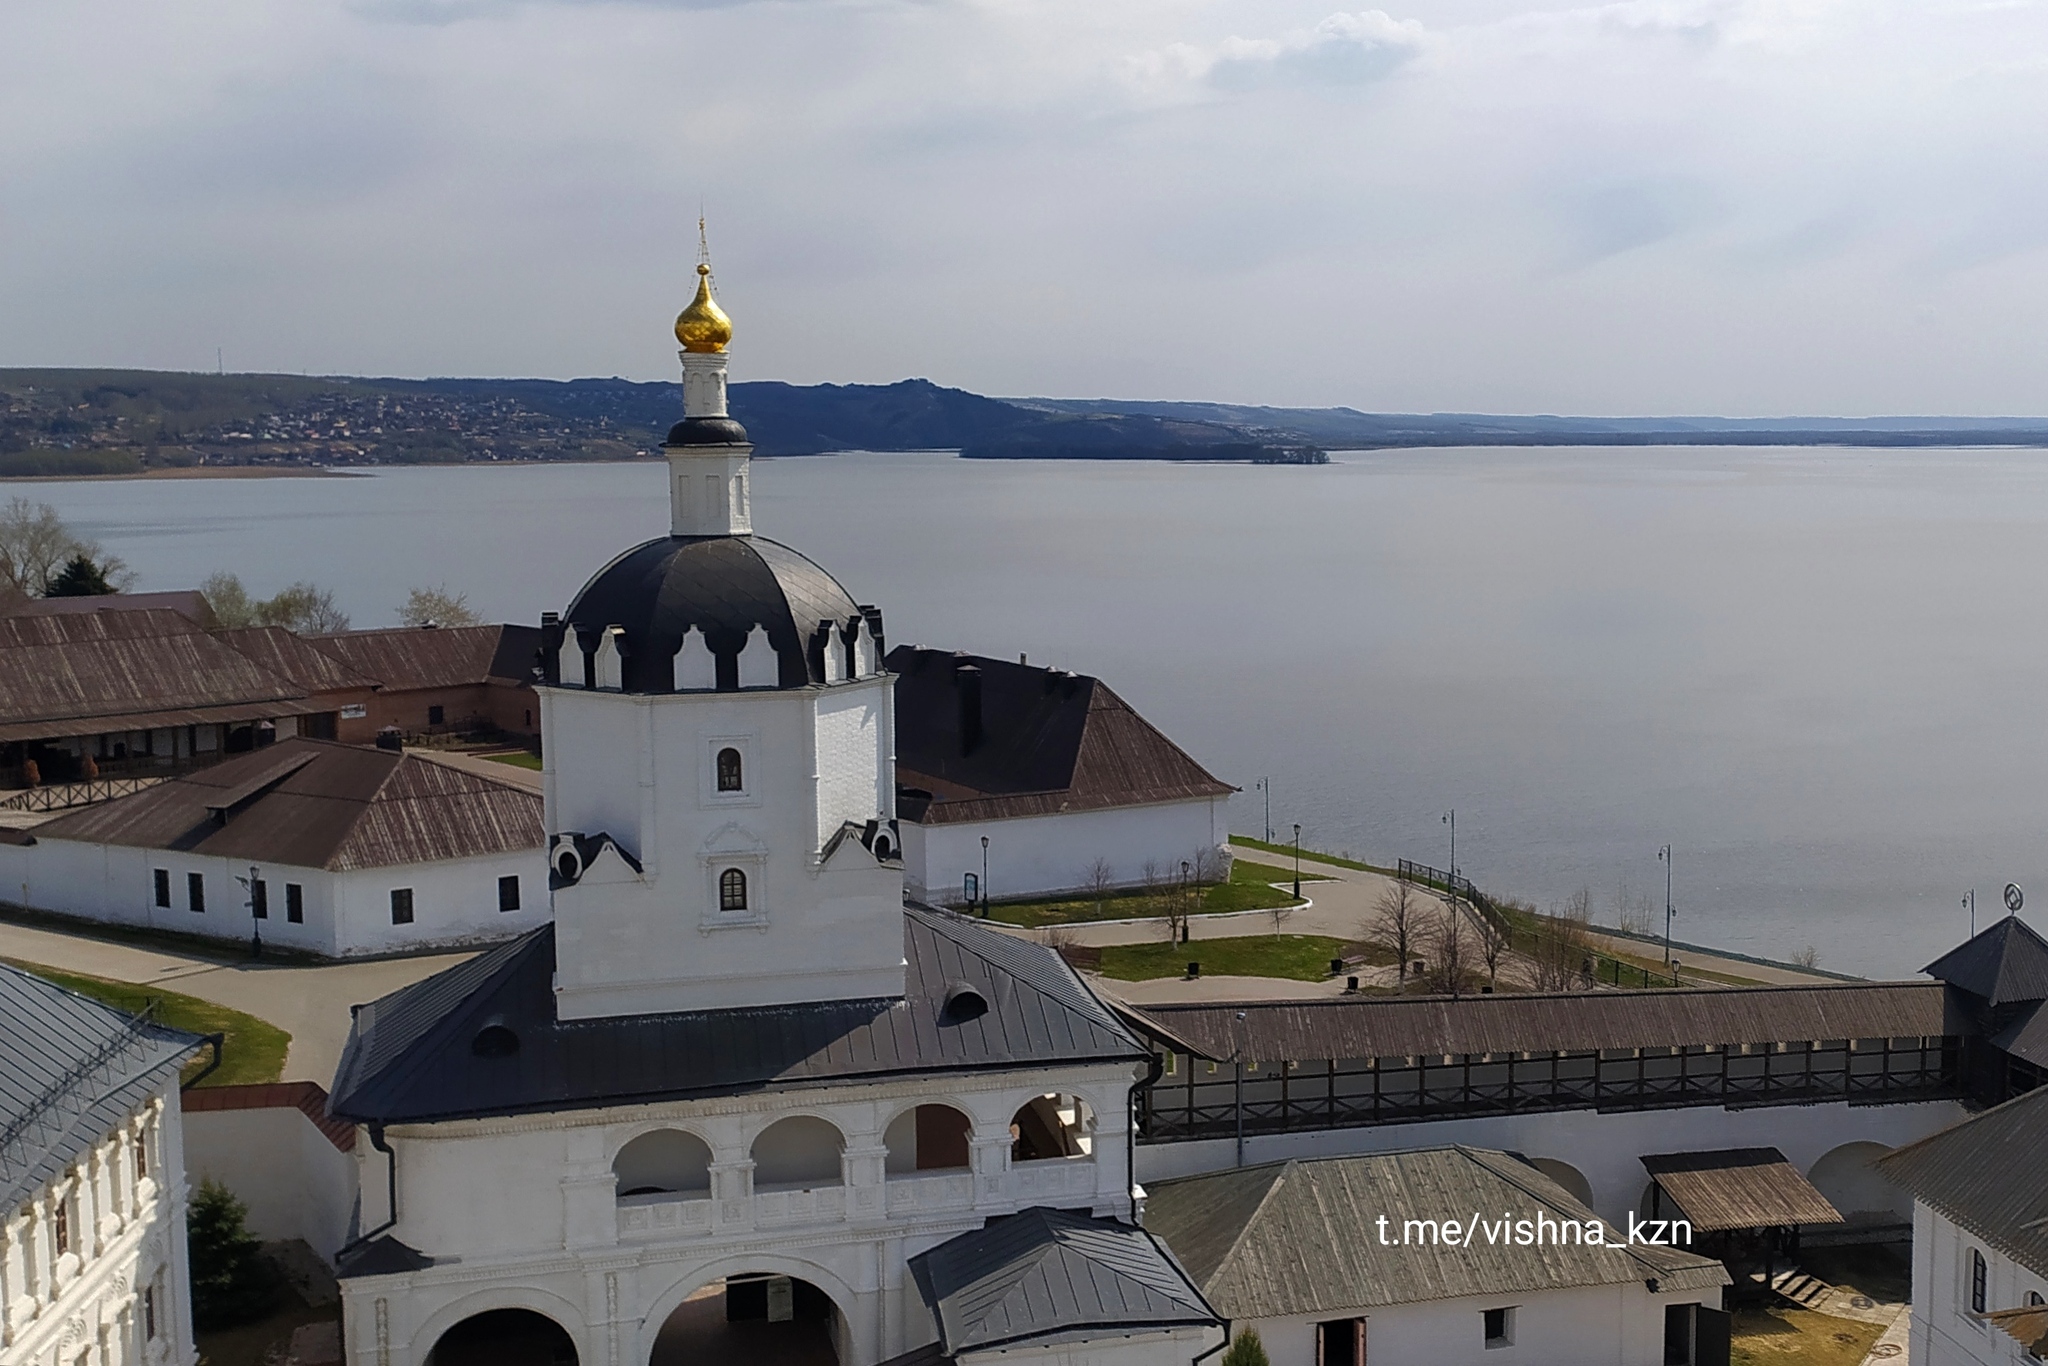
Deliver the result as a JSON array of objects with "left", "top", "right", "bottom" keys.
[
  {"left": 0, "top": 737, "right": 547, "bottom": 957},
  {"left": 887, "top": 647, "right": 1234, "bottom": 906},
  {"left": 1144, "top": 1145, "right": 1732, "bottom": 1366}
]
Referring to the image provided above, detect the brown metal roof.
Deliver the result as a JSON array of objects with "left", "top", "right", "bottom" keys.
[
  {"left": 1119, "top": 982, "right": 1958, "bottom": 1062},
  {"left": 1878, "top": 1084, "right": 2048, "bottom": 1279},
  {"left": 889, "top": 648, "right": 1232, "bottom": 825},
  {"left": 6, "top": 590, "right": 217, "bottom": 626},
  {"left": 1145, "top": 1146, "right": 1728, "bottom": 1318},
  {"left": 0, "top": 610, "right": 316, "bottom": 742},
  {"left": 1640, "top": 1148, "right": 1844, "bottom": 1232},
  {"left": 30, "top": 737, "right": 542, "bottom": 871},
  {"left": 214, "top": 626, "right": 382, "bottom": 694},
  {"left": 308, "top": 624, "right": 539, "bottom": 694}
]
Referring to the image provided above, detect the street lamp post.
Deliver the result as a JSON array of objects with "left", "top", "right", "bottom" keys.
[
  {"left": 1964, "top": 888, "right": 1976, "bottom": 938},
  {"left": 1256, "top": 777, "right": 1271, "bottom": 843},
  {"left": 1292, "top": 824, "right": 1301, "bottom": 900},
  {"left": 1442, "top": 810, "right": 1456, "bottom": 894},
  {"left": 236, "top": 863, "right": 263, "bottom": 959},
  {"left": 1657, "top": 844, "right": 1674, "bottom": 966},
  {"left": 980, "top": 836, "right": 990, "bottom": 917},
  {"left": 1232, "top": 1010, "right": 1248, "bottom": 1168}
]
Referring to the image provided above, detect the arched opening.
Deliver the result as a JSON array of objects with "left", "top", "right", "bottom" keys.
[
  {"left": 1009, "top": 1093, "right": 1095, "bottom": 1162},
  {"left": 426, "top": 1309, "right": 576, "bottom": 1366},
  {"left": 717, "top": 747, "right": 744, "bottom": 792},
  {"left": 751, "top": 1117, "right": 844, "bottom": 1190},
  {"left": 651, "top": 1275, "right": 844, "bottom": 1366},
  {"left": 720, "top": 867, "right": 749, "bottom": 912},
  {"left": 1808, "top": 1142, "right": 1911, "bottom": 1225},
  {"left": 884, "top": 1104, "right": 972, "bottom": 1174},
  {"left": 614, "top": 1129, "right": 713, "bottom": 1199},
  {"left": 1527, "top": 1157, "right": 1594, "bottom": 1209}
]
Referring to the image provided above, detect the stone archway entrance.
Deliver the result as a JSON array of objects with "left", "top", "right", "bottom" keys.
[
  {"left": 650, "top": 1274, "right": 843, "bottom": 1366},
  {"left": 426, "top": 1308, "right": 577, "bottom": 1366}
]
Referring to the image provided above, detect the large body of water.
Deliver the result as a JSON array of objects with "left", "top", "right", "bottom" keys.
[{"left": 24, "top": 446, "right": 2048, "bottom": 977}]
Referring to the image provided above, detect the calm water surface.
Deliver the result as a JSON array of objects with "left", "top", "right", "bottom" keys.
[{"left": 25, "top": 446, "right": 2048, "bottom": 977}]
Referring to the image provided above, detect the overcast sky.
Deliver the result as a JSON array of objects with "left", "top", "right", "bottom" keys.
[{"left": 5, "top": 0, "right": 2047, "bottom": 414}]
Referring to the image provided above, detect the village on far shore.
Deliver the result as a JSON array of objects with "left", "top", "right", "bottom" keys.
[{"left": 2, "top": 261, "right": 2044, "bottom": 1366}]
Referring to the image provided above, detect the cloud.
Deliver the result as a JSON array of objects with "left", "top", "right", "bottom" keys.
[{"left": 1131, "top": 10, "right": 1427, "bottom": 95}]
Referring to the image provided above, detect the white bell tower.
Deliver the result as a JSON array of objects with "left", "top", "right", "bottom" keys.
[{"left": 537, "top": 241, "right": 905, "bottom": 1021}]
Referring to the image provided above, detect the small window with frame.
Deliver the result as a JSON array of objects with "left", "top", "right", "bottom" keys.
[
  {"left": 390, "top": 888, "right": 415, "bottom": 925},
  {"left": 153, "top": 868, "right": 170, "bottom": 908},
  {"left": 1483, "top": 1306, "right": 1515, "bottom": 1349},
  {"left": 498, "top": 874, "right": 521, "bottom": 912},
  {"left": 719, "top": 867, "right": 748, "bottom": 912},
  {"left": 187, "top": 871, "right": 205, "bottom": 913},
  {"left": 285, "top": 882, "right": 303, "bottom": 923},
  {"left": 1970, "top": 1248, "right": 1988, "bottom": 1315},
  {"left": 716, "top": 746, "right": 744, "bottom": 793}
]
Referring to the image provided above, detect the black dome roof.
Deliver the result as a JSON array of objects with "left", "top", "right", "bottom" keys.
[
  {"left": 553, "top": 535, "right": 873, "bottom": 693},
  {"left": 665, "top": 415, "right": 749, "bottom": 447}
]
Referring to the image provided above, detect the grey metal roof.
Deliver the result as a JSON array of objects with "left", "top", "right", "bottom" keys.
[
  {"left": 1144, "top": 1146, "right": 1728, "bottom": 1319},
  {"left": 909, "top": 1207, "right": 1221, "bottom": 1357},
  {"left": 31, "top": 737, "right": 543, "bottom": 871},
  {"left": 1924, "top": 915, "right": 2048, "bottom": 1006},
  {"left": 1, "top": 963, "right": 201, "bottom": 1212},
  {"left": 1878, "top": 1084, "right": 2048, "bottom": 1280},
  {"left": 328, "top": 906, "right": 1148, "bottom": 1125},
  {"left": 1639, "top": 1148, "right": 1843, "bottom": 1232},
  {"left": 888, "top": 648, "right": 1232, "bottom": 825},
  {"left": 1118, "top": 982, "right": 1957, "bottom": 1063},
  {"left": 309, "top": 623, "right": 540, "bottom": 694},
  {"left": 1989, "top": 1001, "right": 2048, "bottom": 1067}
]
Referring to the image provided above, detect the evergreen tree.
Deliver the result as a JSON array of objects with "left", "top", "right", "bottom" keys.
[
  {"left": 186, "top": 1179, "right": 278, "bottom": 1329},
  {"left": 1221, "top": 1328, "right": 1271, "bottom": 1366},
  {"left": 42, "top": 553, "right": 114, "bottom": 597}
]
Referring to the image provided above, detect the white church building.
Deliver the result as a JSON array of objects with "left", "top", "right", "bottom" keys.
[{"left": 323, "top": 259, "right": 1220, "bottom": 1366}]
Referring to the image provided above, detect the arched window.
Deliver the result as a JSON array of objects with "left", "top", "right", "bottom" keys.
[
  {"left": 613, "top": 1129, "right": 713, "bottom": 1199},
  {"left": 1970, "top": 1248, "right": 1988, "bottom": 1313},
  {"left": 716, "top": 747, "right": 743, "bottom": 792},
  {"left": 719, "top": 868, "right": 748, "bottom": 912}
]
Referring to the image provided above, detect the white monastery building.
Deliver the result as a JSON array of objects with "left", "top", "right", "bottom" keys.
[
  {"left": 0, "top": 963, "right": 201, "bottom": 1366},
  {"left": 0, "top": 740, "right": 548, "bottom": 958},
  {"left": 322, "top": 256, "right": 1219, "bottom": 1366},
  {"left": 886, "top": 648, "right": 1233, "bottom": 907}
]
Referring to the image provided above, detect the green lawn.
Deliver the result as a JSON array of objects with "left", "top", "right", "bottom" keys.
[
  {"left": 1230, "top": 857, "right": 1333, "bottom": 885},
  {"left": 988, "top": 862, "right": 1309, "bottom": 930},
  {"left": 1099, "top": 934, "right": 1357, "bottom": 982},
  {"left": 4, "top": 961, "right": 291, "bottom": 1088},
  {"left": 483, "top": 750, "right": 544, "bottom": 771},
  {"left": 1230, "top": 834, "right": 1393, "bottom": 875}
]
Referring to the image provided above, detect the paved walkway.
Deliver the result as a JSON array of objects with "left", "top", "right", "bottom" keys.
[{"left": 0, "top": 919, "right": 470, "bottom": 1084}]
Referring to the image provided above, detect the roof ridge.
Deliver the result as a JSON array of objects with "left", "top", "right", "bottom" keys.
[{"left": 1203, "top": 1160, "right": 1294, "bottom": 1294}]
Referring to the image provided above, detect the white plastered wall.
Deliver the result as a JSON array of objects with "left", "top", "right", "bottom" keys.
[
  {"left": 1233, "top": 1278, "right": 1724, "bottom": 1366},
  {"left": 1907, "top": 1200, "right": 2048, "bottom": 1366},
  {"left": 902, "top": 796, "right": 1227, "bottom": 906},
  {"left": 0, "top": 836, "right": 545, "bottom": 958},
  {"left": 182, "top": 1106, "right": 360, "bottom": 1262}
]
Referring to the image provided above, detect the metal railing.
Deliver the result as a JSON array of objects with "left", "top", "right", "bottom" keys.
[{"left": 0, "top": 775, "right": 170, "bottom": 812}]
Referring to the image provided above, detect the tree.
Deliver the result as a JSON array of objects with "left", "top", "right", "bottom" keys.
[
  {"left": 1221, "top": 1328, "right": 1271, "bottom": 1366},
  {"left": 0, "top": 496, "right": 134, "bottom": 597},
  {"left": 1370, "top": 881, "right": 1423, "bottom": 982},
  {"left": 1085, "top": 857, "right": 1117, "bottom": 912},
  {"left": 1423, "top": 900, "right": 1471, "bottom": 995},
  {"left": 186, "top": 1179, "right": 278, "bottom": 1330},
  {"left": 1530, "top": 888, "right": 1596, "bottom": 991},
  {"left": 1477, "top": 907, "right": 1509, "bottom": 988},
  {"left": 202, "top": 572, "right": 350, "bottom": 633},
  {"left": 43, "top": 553, "right": 116, "bottom": 597},
  {"left": 399, "top": 583, "right": 482, "bottom": 628}
]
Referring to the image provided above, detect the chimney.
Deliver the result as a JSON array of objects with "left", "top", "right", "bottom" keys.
[{"left": 956, "top": 664, "right": 983, "bottom": 755}]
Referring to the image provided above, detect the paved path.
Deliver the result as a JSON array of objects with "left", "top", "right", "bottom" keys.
[{"left": 0, "top": 919, "right": 471, "bottom": 1085}]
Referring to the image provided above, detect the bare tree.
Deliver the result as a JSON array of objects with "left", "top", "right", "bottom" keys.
[
  {"left": 1422, "top": 902, "right": 1471, "bottom": 995},
  {"left": 1529, "top": 889, "right": 1595, "bottom": 992},
  {"left": 1790, "top": 944, "right": 1821, "bottom": 970},
  {"left": 1369, "top": 881, "right": 1423, "bottom": 983},
  {"left": 203, "top": 572, "right": 350, "bottom": 633},
  {"left": 400, "top": 584, "right": 482, "bottom": 628},
  {"left": 0, "top": 497, "right": 133, "bottom": 598},
  {"left": 1190, "top": 844, "right": 1226, "bottom": 886},
  {"left": 1084, "top": 857, "right": 1117, "bottom": 913},
  {"left": 1477, "top": 911, "right": 1509, "bottom": 988},
  {"left": 1614, "top": 879, "right": 1653, "bottom": 936}
]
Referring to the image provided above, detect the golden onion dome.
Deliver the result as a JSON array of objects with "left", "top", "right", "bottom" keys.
[{"left": 674, "top": 263, "right": 733, "bottom": 353}]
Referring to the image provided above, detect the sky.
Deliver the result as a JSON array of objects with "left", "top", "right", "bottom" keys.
[{"left": 5, "top": 0, "right": 2048, "bottom": 414}]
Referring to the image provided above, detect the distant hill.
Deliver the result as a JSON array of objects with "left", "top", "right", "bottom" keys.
[{"left": 3, "top": 367, "right": 2046, "bottom": 477}]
